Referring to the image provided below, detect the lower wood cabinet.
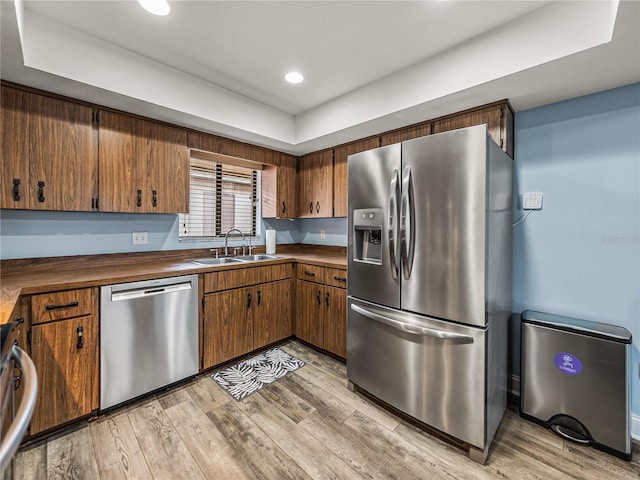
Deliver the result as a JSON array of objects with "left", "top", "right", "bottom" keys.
[
  {"left": 254, "top": 279, "right": 292, "bottom": 349},
  {"left": 29, "top": 288, "right": 99, "bottom": 435},
  {"left": 295, "top": 264, "right": 347, "bottom": 358},
  {"left": 202, "top": 264, "right": 293, "bottom": 369},
  {"left": 203, "top": 287, "right": 252, "bottom": 368}
]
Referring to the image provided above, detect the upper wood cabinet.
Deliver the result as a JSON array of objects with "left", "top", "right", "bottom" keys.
[
  {"left": 99, "top": 111, "right": 189, "bottom": 213},
  {"left": 297, "top": 149, "right": 333, "bottom": 218},
  {"left": 262, "top": 153, "right": 297, "bottom": 218},
  {"left": 433, "top": 101, "right": 514, "bottom": 158},
  {"left": 380, "top": 122, "right": 431, "bottom": 146},
  {"left": 187, "top": 130, "right": 279, "bottom": 166},
  {"left": 333, "top": 137, "right": 380, "bottom": 218},
  {"left": 1, "top": 86, "right": 30, "bottom": 209},
  {"left": 1, "top": 86, "right": 98, "bottom": 211}
]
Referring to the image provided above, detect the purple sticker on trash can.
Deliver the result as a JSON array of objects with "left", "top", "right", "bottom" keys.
[{"left": 554, "top": 352, "right": 582, "bottom": 375}]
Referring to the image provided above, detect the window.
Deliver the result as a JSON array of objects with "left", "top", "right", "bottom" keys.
[{"left": 179, "top": 151, "right": 261, "bottom": 239}]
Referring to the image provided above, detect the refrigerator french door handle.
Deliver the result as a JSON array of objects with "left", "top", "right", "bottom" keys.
[
  {"left": 400, "top": 166, "right": 415, "bottom": 279},
  {"left": 388, "top": 169, "right": 400, "bottom": 280},
  {"left": 351, "top": 304, "right": 474, "bottom": 344}
]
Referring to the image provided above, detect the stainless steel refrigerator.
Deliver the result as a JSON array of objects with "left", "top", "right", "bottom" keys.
[{"left": 347, "top": 124, "right": 512, "bottom": 464}]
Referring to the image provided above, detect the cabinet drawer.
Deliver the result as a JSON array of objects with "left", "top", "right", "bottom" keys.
[
  {"left": 204, "top": 268, "right": 246, "bottom": 293},
  {"left": 246, "top": 263, "right": 293, "bottom": 285},
  {"left": 325, "top": 268, "right": 347, "bottom": 289},
  {"left": 31, "top": 288, "right": 94, "bottom": 324},
  {"left": 296, "top": 264, "right": 325, "bottom": 283}
]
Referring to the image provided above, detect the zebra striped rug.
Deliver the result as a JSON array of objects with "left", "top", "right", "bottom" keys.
[{"left": 211, "top": 348, "right": 305, "bottom": 401}]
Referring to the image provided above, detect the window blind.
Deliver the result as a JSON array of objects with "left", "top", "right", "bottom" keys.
[{"left": 179, "top": 155, "right": 259, "bottom": 239}]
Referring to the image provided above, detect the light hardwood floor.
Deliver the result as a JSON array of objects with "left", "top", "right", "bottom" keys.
[{"left": 15, "top": 340, "right": 640, "bottom": 479}]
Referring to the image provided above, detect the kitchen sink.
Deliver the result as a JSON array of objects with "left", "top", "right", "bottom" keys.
[
  {"left": 189, "top": 254, "right": 281, "bottom": 266},
  {"left": 236, "top": 254, "right": 282, "bottom": 262},
  {"left": 189, "top": 257, "right": 245, "bottom": 266}
]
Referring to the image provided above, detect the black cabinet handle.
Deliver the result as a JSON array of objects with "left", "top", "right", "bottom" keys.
[
  {"left": 282, "top": 201, "right": 286, "bottom": 214},
  {"left": 12, "top": 179, "right": 20, "bottom": 201},
  {"left": 247, "top": 292, "right": 252, "bottom": 309},
  {"left": 257, "top": 290, "right": 261, "bottom": 306},
  {"left": 152, "top": 189, "right": 157, "bottom": 207},
  {"left": 304, "top": 271, "right": 316, "bottom": 277},
  {"left": 316, "top": 290, "right": 321, "bottom": 305},
  {"left": 325, "top": 292, "right": 330, "bottom": 306},
  {"left": 76, "top": 326, "right": 84, "bottom": 349},
  {"left": 45, "top": 301, "right": 79, "bottom": 311},
  {"left": 37, "top": 181, "right": 45, "bottom": 203},
  {"left": 316, "top": 201, "right": 320, "bottom": 213},
  {"left": 309, "top": 202, "right": 313, "bottom": 214},
  {"left": 136, "top": 189, "right": 142, "bottom": 207},
  {"left": 333, "top": 276, "right": 347, "bottom": 282}
]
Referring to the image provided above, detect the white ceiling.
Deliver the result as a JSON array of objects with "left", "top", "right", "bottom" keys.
[{"left": 1, "top": 1, "right": 639, "bottom": 155}]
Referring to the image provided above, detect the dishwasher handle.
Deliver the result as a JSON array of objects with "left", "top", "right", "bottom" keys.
[{"left": 111, "top": 281, "right": 192, "bottom": 301}]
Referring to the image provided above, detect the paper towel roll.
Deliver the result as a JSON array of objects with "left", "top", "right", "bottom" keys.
[{"left": 266, "top": 229, "right": 276, "bottom": 254}]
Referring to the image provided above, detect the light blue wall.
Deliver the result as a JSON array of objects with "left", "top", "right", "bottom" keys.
[
  {"left": 0, "top": 211, "right": 301, "bottom": 259},
  {"left": 513, "top": 83, "right": 640, "bottom": 416},
  {"left": 0, "top": 212, "right": 345, "bottom": 259}
]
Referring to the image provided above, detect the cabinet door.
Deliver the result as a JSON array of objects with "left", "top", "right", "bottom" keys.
[
  {"left": 278, "top": 154, "right": 297, "bottom": 218},
  {"left": 433, "top": 104, "right": 510, "bottom": 156},
  {"left": 29, "top": 95, "right": 98, "bottom": 211},
  {"left": 98, "top": 111, "right": 140, "bottom": 212},
  {"left": 295, "top": 280, "right": 324, "bottom": 347},
  {"left": 1, "top": 86, "right": 30, "bottom": 209},
  {"left": 263, "top": 154, "right": 297, "bottom": 218},
  {"left": 333, "top": 138, "right": 379, "bottom": 218},
  {"left": 254, "top": 280, "right": 292, "bottom": 349},
  {"left": 203, "top": 288, "right": 253, "bottom": 368},
  {"left": 298, "top": 150, "right": 333, "bottom": 218},
  {"left": 380, "top": 122, "right": 431, "bottom": 146},
  {"left": 140, "top": 120, "right": 189, "bottom": 213},
  {"left": 324, "top": 286, "right": 347, "bottom": 358},
  {"left": 30, "top": 315, "right": 98, "bottom": 434}
]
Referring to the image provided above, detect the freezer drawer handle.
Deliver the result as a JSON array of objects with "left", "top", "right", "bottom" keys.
[
  {"left": 350, "top": 304, "right": 474, "bottom": 344},
  {"left": 388, "top": 169, "right": 400, "bottom": 280}
]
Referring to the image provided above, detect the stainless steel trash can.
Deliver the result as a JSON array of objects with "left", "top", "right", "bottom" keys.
[{"left": 520, "top": 310, "right": 632, "bottom": 460}]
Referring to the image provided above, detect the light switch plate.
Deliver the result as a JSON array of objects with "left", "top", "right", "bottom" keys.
[
  {"left": 132, "top": 232, "right": 148, "bottom": 245},
  {"left": 523, "top": 192, "right": 543, "bottom": 210},
  {"left": 320, "top": 229, "right": 326, "bottom": 240}
]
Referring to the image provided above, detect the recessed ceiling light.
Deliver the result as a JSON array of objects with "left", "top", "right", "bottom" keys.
[
  {"left": 285, "top": 72, "right": 304, "bottom": 84},
  {"left": 138, "top": 0, "right": 170, "bottom": 16}
]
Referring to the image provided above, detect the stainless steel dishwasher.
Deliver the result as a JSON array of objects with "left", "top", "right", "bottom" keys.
[{"left": 100, "top": 275, "right": 199, "bottom": 409}]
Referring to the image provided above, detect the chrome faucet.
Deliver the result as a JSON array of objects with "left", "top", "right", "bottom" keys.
[{"left": 224, "top": 228, "right": 245, "bottom": 256}]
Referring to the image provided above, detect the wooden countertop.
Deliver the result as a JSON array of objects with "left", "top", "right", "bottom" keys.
[{"left": 0, "top": 245, "right": 346, "bottom": 325}]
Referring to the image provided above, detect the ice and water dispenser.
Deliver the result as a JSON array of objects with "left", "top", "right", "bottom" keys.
[{"left": 353, "top": 208, "right": 383, "bottom": 265}]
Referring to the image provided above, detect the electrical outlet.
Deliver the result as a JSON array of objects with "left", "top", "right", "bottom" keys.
[
  {"left": 132, "top": 232, "right": 148, "bottom": 245},
  {"left": 320, "top": 229, "right": 326, "bottom": 240},
  {"left": 523, "top": 192, "right": 543, "bottom": 210}
]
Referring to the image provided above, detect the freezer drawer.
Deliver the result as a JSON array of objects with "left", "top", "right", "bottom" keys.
[
  {"left": 347, "top": 297, "right": 489, "bottom": 449},
  {"left": 520, "top": 310, "right": 632, "bottom": 460}
]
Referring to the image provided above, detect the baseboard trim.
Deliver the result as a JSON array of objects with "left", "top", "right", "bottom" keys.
[{"left": 509, "top": 374, "right": 639, "bottom": 441}]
